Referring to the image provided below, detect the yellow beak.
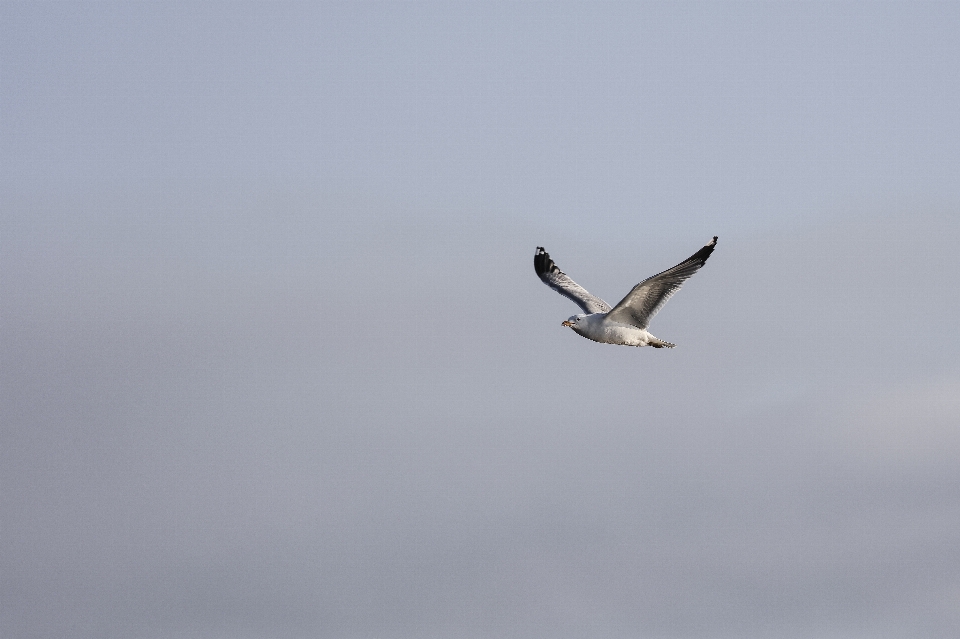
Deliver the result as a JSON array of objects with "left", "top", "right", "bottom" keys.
[{"left": 561, "top": 320, "right": 574, "bottom": 327}]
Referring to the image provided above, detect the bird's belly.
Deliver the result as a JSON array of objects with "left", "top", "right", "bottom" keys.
[{"left": 576, "top": 323, "right": 651, "bottom": 346}]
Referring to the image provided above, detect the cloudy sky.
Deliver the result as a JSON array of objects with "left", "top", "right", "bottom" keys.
[{"left": 3, "top": 2, "right": 960, "bottom": 638}]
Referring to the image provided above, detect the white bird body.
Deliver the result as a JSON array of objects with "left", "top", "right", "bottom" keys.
[
  {"left": 534, "top": 237, "right": 718, "bottom": 348},
  {"left": 565, "top": 313, "right": 669, "bottom": 348}
]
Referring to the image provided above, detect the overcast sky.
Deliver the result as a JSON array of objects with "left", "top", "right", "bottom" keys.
[{"left": 3, "top": 2, "right": 960, "bottom": 638}]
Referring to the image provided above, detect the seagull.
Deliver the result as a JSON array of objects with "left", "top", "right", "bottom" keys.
[{"left": 534, "top": 237, "right": 718, "bottom": 348}]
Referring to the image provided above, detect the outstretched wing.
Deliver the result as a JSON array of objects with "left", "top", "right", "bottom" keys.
[
  {"left": 534, "top": 247, "right": 611, "bottom": 314},
  {"left": 605, "top": 236, "right": 717, "bottom": 329}
]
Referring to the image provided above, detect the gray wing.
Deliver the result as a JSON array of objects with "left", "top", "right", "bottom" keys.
[
  {"left": 605, "top": 236, "right": 717, "bottom": 329},
  {"left": 534, "top": 247, "right": 611, "bottom": 314}
]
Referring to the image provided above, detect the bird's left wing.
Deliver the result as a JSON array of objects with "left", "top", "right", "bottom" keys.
[
  {"left": 605, "top": 236, "right": 717, "bottom": 329},
  {"left": 534, "top": 247, "right": 611, "bottom": 314}
]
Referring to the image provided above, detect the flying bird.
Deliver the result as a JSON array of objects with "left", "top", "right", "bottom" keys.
[{"left": 534, "top": 237, "right": 718, "bottom": 348}]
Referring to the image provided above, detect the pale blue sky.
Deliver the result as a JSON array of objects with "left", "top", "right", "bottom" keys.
[{"left": 3, "top": 2, "right": 960, "bottom": 638}]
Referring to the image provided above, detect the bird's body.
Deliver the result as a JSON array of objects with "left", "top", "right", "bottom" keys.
[
  {"left": 534, "top": 237, "right": 718, "bottom": 348},
  {"left": 564, "top": 313, "right": 675, "bottom": 348}
]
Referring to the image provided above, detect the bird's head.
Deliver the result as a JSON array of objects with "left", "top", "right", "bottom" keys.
[{"left": 561, "top": 314, "right": 585, "bottom": 328}]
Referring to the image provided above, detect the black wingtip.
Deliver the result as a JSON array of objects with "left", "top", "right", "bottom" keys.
[
  {"left": 534, "top": 246, "right": 552, "bottom": 277},
  {"left": 534, "top": 246, "right": 565, "bottom": 280},
  {"left": 686, "top": 236, "right": 718, "bottom": 266}
]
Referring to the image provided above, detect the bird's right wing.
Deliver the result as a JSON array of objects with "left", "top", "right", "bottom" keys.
[
  {"left": 605, "top": 236, "right": 717, "bottom": 330},
  {"left": 534, "top": 247, "right": 611, "bottom": 314}
]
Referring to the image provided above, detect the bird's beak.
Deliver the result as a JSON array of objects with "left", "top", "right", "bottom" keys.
[{"left": 561, "top": 320, "right": 574, "bottom": 327}]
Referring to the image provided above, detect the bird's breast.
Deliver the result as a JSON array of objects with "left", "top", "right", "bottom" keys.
[{"left": 574, "top": 319, "right": 649, "bottom": 346}]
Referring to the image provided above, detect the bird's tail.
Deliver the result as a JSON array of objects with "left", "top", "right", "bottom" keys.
[{"left": 649, "top": 337, "right": 675, "bottom": 349}]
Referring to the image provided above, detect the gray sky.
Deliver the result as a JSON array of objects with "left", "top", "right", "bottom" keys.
[{"left": 2, "top": 2, "right": 960, "bottom": 638}]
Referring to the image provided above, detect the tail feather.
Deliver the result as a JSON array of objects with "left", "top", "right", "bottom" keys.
[{"left": 649, "top": 337, "right": 676, "bottom": 349}]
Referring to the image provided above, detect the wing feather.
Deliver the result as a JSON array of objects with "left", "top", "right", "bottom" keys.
[
  {"left": 605, "top": 236, "right": 718, "bottom": 329},
  {"left": 534, "top": 247, "right": 611, "bottom": 314}
]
